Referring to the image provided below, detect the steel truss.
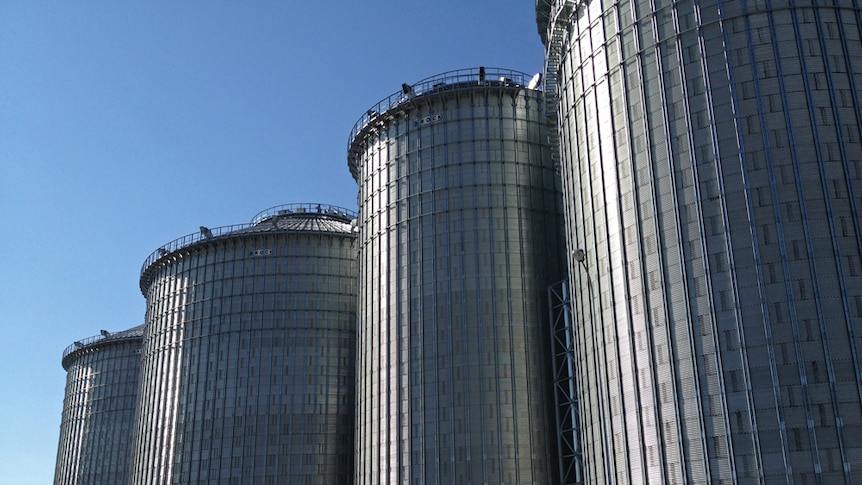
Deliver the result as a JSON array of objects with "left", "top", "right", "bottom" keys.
[{"left": 548, "top": 279, "right": 583, "bottom": 484}]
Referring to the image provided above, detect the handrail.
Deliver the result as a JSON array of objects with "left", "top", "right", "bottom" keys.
[
  {"left": 249, "top": 202, "right": 356, "bottom": 225},
  {"left": 536, "top": 0, "right": 554, "bottom": 44},
  {"left": 346, "top": 67, "right": 535, "bottom": 158},
  {"left": 62, "top": 334, "right": 105, "bottom": 360},
  {"left": 140, "top": 203, "right": 358, "bottom": 281},
  {"left": 139, "top": 222, "right": 255, "bottom": 278},
  {"left": 61, "top": 330, "right": 143, "bottom": 362}
]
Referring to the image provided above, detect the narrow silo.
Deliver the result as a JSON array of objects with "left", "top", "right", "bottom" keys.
[
  {"left": 348, "top": 67, "right": 565, "bottom": 484},
  {"left": 54, "top": 324, "right": 144, "bottom": 485},
  {"left": 130, "top": 203, "right": 357, "bottom": 484}
]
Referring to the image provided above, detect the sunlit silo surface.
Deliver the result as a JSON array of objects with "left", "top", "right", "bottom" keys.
[
  {"left": 348, "top": 67, "right": 565, "bottom": 483},
  {"left": 54, "top": 325, "right": 144, "bottom": 485},
  {"left": 539, "top": 0, "right": 862, "bottom": 482},
  {"left": 130, "top": 203, "right": 357, "bottom": 484}
]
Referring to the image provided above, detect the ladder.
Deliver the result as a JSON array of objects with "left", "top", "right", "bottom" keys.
[{"left": 543, "top": 0, "right": 575, "bottom": 172}]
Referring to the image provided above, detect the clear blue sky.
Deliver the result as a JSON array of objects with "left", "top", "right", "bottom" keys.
[{"left": 0, "top": 2, "right": 546, "bottom": 483}]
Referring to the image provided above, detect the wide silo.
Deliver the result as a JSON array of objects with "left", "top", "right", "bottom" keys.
[
  {"left": 54, "top": 324, "right": 144, "bottom": 485},
  {"left": 130, "top": 203, "right": 357, "bottom": 484},
  {"left": 348, "top": 67, "right": 565, "bottom": 484},
  {"left": 538, "top": 0, "right": 862, "bottom": 482}
]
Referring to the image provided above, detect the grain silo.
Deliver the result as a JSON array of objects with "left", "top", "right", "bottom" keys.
[
  {"left": 130, "top": 203, "right": 357, "bottom": 484},
  {"left": 348, "top": 67, "right": 566, "bottom": 484},
  {"left": 54, "top": 324, "right": 144, "bottom": 485},
  {"left": 538, "top": 0, "right": 862, "bottom": 482}
]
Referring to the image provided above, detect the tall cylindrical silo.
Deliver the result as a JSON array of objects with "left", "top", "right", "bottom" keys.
[
  {"left": 538, "top": 0, "right": 862, "bottom": 482},
  {"left": 348, "top": 67, "right": 566, "bottom": 484},
  {"left": 54, "top": 324, "right": 144, "bottom": 485},
  {"left": 130, "top": 203, "right": 357, "bottom": 484}
]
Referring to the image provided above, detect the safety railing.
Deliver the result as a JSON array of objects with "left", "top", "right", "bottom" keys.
[
  {"left": 61, "top": 328, "right": 144, "bottom": 363},
  {"left": 249, "top": 202, "right": 356, "bottom": 225},
  {"left": 347, "top": 67, "right": 534, "bottom": 155},
  {"left": 139, "top": 222, "right": 254, "bottom": 278},
  {"left": 140, "top": 203, "right": 358, "bottom": 280},
  {"left": 62, "top": 334, "right": 106, "bottom": 361}
]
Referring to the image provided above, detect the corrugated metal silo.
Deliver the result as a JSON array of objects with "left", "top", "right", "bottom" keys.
[
  {"left": 348, "top": 67, "right": 565, "bottom": 484},
  {"left": 54, "top": 325, "right": 144, "bottom": 485},
  {"left": 130, "top": 203, "right": 357, "bottom": 484}
]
